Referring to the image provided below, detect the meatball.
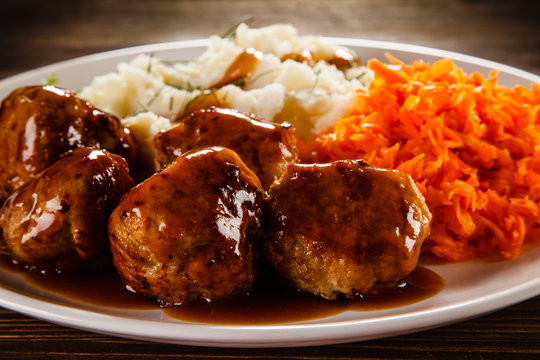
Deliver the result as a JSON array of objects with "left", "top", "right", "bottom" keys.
[
  {"left": 262, "top": 160, "right": 432, "bottom": 300},
  {"left": 108, "top": 146, "right": 264, "bottom": 305},
  {"left": 0, "top": 148, "right": 134, "bottom": 272},
  {"left": 153, "top": 107, "right": 298, "bottom": 189},
  {"left": 0, "top": 85, "right": 137, "bottom": 200}
]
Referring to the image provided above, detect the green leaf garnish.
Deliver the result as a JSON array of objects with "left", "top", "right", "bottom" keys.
[
  {"left": 159, "top": 59, "right": 191, "bottom": 66},
  {"left": 312, "top": 70, "right": 321, "bottom": 91},
  {"left": 147, "top": 53, "right": 155, "bottom": 73},
  {"left": 43, "top": 75, "right": 59, "bottom": 85},
  {"left": 221, "top": 17, "right": 256, "bottom": 41},
  {"left": 146, "top": 86, "right": 164, "bottom": 107},
  {"left": 166, "top": 82, "right": 201, "bottom": 92}
]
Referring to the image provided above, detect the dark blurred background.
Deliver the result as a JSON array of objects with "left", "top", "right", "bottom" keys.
[{"left": 1, "top": 0, "right": 539, "bottom": 79}]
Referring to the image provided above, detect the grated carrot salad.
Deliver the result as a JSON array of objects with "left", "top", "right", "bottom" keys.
[{"left": 309, "top": 55, "right": 540, "bottom": 261}]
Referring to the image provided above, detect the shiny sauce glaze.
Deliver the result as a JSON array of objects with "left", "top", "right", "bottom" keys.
[
  {"left": 210, "top": 48, "right": 263, "bottom": 89},
  {"left": 176, "top": 49, "right": 262, "bottom": 118},
  {"left": 281, "top": 48, "right": 361, "bottom": 70},
  {"left": 155, "top": 107, "right": 298, "bottom": 190},
  {"left": 0, "top": 254, "right": 443, "bottom": 325},
  {"left": 0, "top": 85, "right": 137, "bottom": 199}
]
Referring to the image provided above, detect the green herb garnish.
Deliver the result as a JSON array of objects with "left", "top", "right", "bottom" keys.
[
  {"left": 146, "top": 86, "right": 163, "bottom": 107},
  {"left": 147, "top": 53, "right": 155, "bottom": 73},
  {"left": 249, "top": 68, "right": 280, "bottom": 86},
  {"left": 159, "top": 59, "right": 191, "bottom": 66},
  {"left": 43, "top": 75, "right": 59, "bottom": 85},
  {"left": 166, "top": 82, "right": 201, "bottom": 92},
  {"left": 231, "top": 76, "right": 247, "bottom": 88},
  {"left": 182, "top": 89, "right": 221, "bottom": 113},
  {"left": 221, "top": 17, "right": 256, "bottom": 40},
  {"left": 355, "top": 69, "right": 369, "bottom": 81},
  {"left": 312, "top": 70, "right": 321, "bottom": 91}
]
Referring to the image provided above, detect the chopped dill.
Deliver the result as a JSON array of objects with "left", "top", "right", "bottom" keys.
[
  {"left": 355, "top": 70, "right": 369, "bottom": 80},
  {"left": 231, "top": 76, "right": 247, "bottom": 88},
  {"left": 221, "top": 17, "right": 255, "bottom": 40},
  {"left": 311, "top": 70, "right": 321, "bottom": 91},
  {"left": 147, "top": 53, "right": 155, "bottom": 73},
  {"left": 249, "top": 68, "right": 279, "bottom": 86},
  {"left": 165, "top": 82, "right": 201, "bottom": 92},
  {"left": 209, "top": 90, "right": 221, "bottom": 106},
  {"left": 43, "top": 75, "right": 59, "bottom": 85},
  {"left": 183, "top": 93, "right": 202, "bottom": 112},
  {"left": 146, "top": 86, "right": 164, "bottom": 107},
  {"left": 183, "top": 89, "right": 220, "bottom": 113},
  {"left": 159, "top": 59, "right": 191, "bottom": 66},
  {"left": 337, "top": 58, "right": 360, "bottom": 72},
  {"left": 165, "top": 82, "right": 182, "bottom": 90},
  {"left": 187, "top": 82, "right": 201, "bottom": 92},
  {"left": 134, "top": 100, "right": 149, "bottom": 115}
]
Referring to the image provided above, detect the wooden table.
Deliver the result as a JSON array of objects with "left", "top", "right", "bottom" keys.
[{"left": 0, "top": 1, "right": 539, "bottom": 359}]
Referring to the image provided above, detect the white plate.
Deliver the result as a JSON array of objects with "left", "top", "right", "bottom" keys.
[{"left": 0, "top": 39, "right": 539, "bottom": 348}]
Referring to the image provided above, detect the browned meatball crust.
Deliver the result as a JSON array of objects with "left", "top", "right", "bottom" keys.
[
  {"left": 153, "top": 107, "right": 298, "bottom": 189},
  {"left": 108, "top": 146, "right": 264, "bottom": 305},
  {"left": 262, "top": 160, "right": 432, "bottom": 299},
  {"left": 0, "top": 148, "right": 134, "bottom": 272},
  {"left": 0, "top": 85, "right": 137, "bottom": 200}
]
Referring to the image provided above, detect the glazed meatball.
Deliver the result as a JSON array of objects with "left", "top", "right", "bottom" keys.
[
  {"left": 262, "top": 160, "right": 432, "bottom": 300},
  {"left": 0, "top": 85, "right": 137, "bottom": 200},
  {"left": 109, "top": 146, "right": 264, "bottom": 305},
  {"left": 0, "top": 148, "right": 134, "bottom": 272},
  {"left": 153, "top": 107, "right": 298, "bottom": 189}
]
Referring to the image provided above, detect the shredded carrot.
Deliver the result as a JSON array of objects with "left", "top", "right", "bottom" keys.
[{"left": 309, "top": 56, "right": 540, "bottom": 261}]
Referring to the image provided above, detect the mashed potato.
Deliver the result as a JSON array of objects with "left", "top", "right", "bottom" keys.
[{"left": 80, "top": 24, "right": 372, "bottom": 162}]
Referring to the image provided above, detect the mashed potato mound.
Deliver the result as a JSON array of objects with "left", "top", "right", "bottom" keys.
[{"left": 80, "top": 24, "right": 371, "bottom": 161}]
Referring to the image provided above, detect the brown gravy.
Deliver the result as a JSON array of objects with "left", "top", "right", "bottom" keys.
[
  {"left": 0, "top": 254, "right": 443, "bottom": 325},
  {"left": 210, "top": 48, "right": 262, "bottom": 89}
]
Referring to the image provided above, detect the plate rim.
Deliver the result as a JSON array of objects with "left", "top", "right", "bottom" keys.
[
  {"left": 0, "top": 266, "right": 538, "bottom": 347},
  {"left": 2, "top": 37, "right": 539, "bottom": 85},
  {"left": 0, "top": 37, "right": 539, "bottom": 347}
]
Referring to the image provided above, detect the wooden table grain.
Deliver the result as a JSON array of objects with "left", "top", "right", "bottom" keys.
[{"left": 0, "top": 0, "right": 539, "bottom": 359}]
